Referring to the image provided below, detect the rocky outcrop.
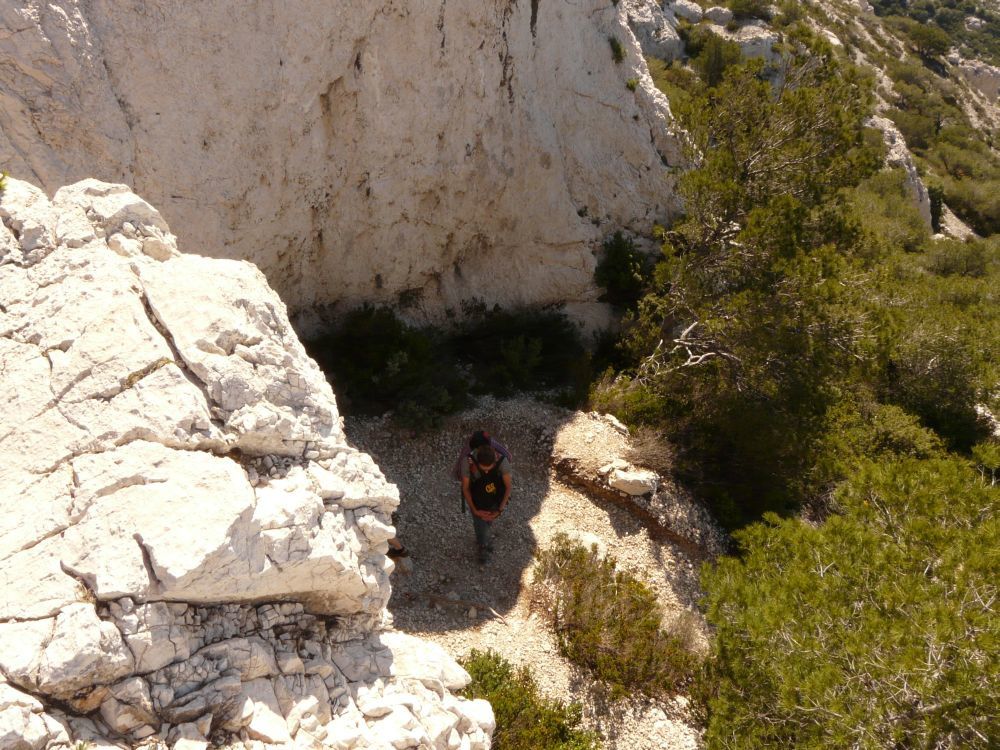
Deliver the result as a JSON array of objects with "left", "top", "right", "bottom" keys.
[
  {"left": 868, "top": 115, "right": 933, "bottom": 229},
  {"left": 622, "top": 0, "right": 685, "bottom": 61},
  {"left": 0, "top": 2, "right": 687, "bottom": 332},
  {"left": 0, "top": 178, "right": 492, "bottom": 750},
  {"left": 550, "top": 412, "right": 724, "bottom": 558},
  {"left": 709, "top": 21, "right": 783, "bottom": 65},
  {"left": 957, "top": 58, "right": 1000, "bottom": 103}
]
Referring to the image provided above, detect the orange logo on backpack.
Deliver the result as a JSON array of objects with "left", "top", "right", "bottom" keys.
[{"left": 485, "top": 482, "right": 496, "bottom": 494}]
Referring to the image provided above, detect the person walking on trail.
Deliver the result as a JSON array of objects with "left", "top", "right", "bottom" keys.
[{"left": 461, "top": 438, "right": 512, "bottom": 564}]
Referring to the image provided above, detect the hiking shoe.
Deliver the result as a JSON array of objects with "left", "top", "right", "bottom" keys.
[{"left": 387, "top": 546, "right": 409, "bottom": 559}]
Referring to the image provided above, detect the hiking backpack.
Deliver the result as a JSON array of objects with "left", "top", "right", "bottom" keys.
[{"left": 451, "top": 430, "right": 511, "bottom": 513}]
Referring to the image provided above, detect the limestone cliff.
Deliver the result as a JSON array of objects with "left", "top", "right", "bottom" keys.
[
  {"left": 0, "top": 178, "right": 493, "bottom": 750},
  {"left": 0, "top": 1, "right": 686, "bottom": 330}
]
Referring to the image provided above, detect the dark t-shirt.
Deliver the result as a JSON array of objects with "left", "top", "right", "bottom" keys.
[{"left": 463, "top": 456, "right": 511, "bottom": 512}]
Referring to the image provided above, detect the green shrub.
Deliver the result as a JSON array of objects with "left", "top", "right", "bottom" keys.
[
  {"left": 305, "top": 305, "right": 467, "bottom": 429},
  {"left": 846, "top": 169, "right": 929, "bottom": 256},
  {"left": 692, "top": 32, "right": 743, "bottom": 86},
  {"left": 534, "top": 534, "right": 698, "bottom": 698},
  {"left": 305, "top": 303, "right": 591, "bottom": 427},
  {"left": 0, "top": 169, "right": 8, "bottom": 191},
  {"left": 625, "top": 77, "right": 639, "bottom": 92},
  {"left": 594, "top": 231, "right": 648, "bottom": 308},
  {"left": 884, "top": 323, "right": 989, "bottom": 450},
  {"left": 461, "top": 650, "right": 601, "bottom": 750},
  {"left": 452, "top": 307, "right": 589, "bottom": 400},
  {"left": 700, "top": 457, "right": 1000, "bottom": 748},
  {"left": 608, "top": 36, "right": 625, "bottom": 64},
  {"left": 924, "top": 238, "right": 988, "bottom": 278},
  {"left": 939, "top": 175, "right": 1000, "bottom": 236},
  {"left": 727, "top": 0, "right": 771, "bottom": 21}
]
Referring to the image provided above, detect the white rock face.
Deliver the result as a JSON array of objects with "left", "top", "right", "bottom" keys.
[
  {"left": 0, "top": 178, "right": 491, "bottom": 750},
  {"left": 622, "top": 0, "right": 686, "bottom": 61},
  {"left": 0, "top": 1, "right": 686, "bottom": 331},
  {"left": 868, "top": 115, "right": 933, "bottom": 229},
  {"left": 958, "top": 58, "right": 1000, "bottom": 103}
]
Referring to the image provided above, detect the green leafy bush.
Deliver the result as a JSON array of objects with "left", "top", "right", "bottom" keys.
[
  {"left": 727, "top": 0, "right": 771, "bottom": 21},
  {"left": 305, "top": 305, "right": 467, "bottom": 429},
  {"left": 0, "top": 169, "right": 8, "bottom": 191},
  {"left": 692, "top": 32, "right": 743, "bottom": 86},
  {"left": 594, "top": 231, "right": 648, "bottom": 308},
  {"left": 305, "top": 304, "right": 589, "bottom": 427},
  {"left": 534, "top": 534, "right": 698, "bottom": 698},
  {"left": 625, "top": 77, "right": 639, "bottom": 92},
  {"left": 453, "top": 307, "right": 589, "bottom": 400},
  {"left": 461, "top": 650, "right": 600, "bottom": 750},
  {"left": 700, "top": 458, "right": 1000, "bottom": 748},
  {"left": 924, "top": 238, "right": 988, "bottom": 278}
]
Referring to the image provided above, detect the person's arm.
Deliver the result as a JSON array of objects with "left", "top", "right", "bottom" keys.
[
  {"left": 462, "top": 475, "right": 482, "bottom": 517},
  {"left": 497, "top": 472, "right": 512, "bottom": 514}
]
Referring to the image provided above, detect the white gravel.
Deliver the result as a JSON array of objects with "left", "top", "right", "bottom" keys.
[{"left": 347, "top": 396, "right": 713, "bottom": 750}]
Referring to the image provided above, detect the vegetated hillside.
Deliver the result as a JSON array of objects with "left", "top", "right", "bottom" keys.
[{"left": 588, "top": 2, "right": 999, "bottom": 747}]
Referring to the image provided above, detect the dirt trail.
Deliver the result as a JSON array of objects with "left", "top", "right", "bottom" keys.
[{"left": 347, "top": 397, "right": 711, "bottom": 750}]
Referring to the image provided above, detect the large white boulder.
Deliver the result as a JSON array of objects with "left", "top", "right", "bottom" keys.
[
  {"left": 704, "top": 6, "right": 734, "bottom": 25},
  {"left": 0, "top": 178, "right": 490, "bottom": 750},
  {"left": 0, "top": 1, "right": 687, "bottom": 328},
  {"left": 670, "top": 0, "right": 705, "bottom": 23}
]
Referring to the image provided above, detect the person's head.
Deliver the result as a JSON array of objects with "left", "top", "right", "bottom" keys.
[{"left": 475, "top": 445, "right": 497, "bottom": 467}]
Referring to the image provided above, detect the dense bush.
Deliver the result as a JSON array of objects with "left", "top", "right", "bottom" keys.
[
  {"left": 451, "top": 307, "right": 590, "bottom": 401},
  {"left": 594, "top": 231, "right": 649, "bottom": 308},
  {"left": 632, "top": 14, "right": 1000, "bottom": 750},
  {"left": 306, "top": 305, "right": 467, "bottom": 428},
  {"left": 692, "top": 32, "right": 743, "bottom": 87},
  {"left": 700, "top": 458, "right": 1000, "bottom": 748},
  {"left": 461, "top": 650, "right": 600, "bottom": 750},
  {"left": 603, "top": 48, "right": 883, "bottom": 527},
  {"left": 534, "top": 534, "right": 698, "bottom": 698},
  {"left": 305, "top": 304, "right": 589, "bottom": 428},
  {"left": 727, "top": 0, "right": 771, "bottom": 21}
]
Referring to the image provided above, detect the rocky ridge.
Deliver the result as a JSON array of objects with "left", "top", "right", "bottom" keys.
[{"left": 0, "top": 178, "right": 493, "bottom": 750}]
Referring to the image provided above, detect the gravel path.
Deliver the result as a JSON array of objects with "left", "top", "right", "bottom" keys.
[{"left": 347, "top": 397, "right": 709, "bottom": 750}]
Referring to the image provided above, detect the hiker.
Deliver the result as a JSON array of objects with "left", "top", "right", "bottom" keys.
[
  {"left": 387, "top": 511, "right": 408, "bottom": 559},
  {"left": 459, "top": 433, "right": 512, "bottom": 563}
]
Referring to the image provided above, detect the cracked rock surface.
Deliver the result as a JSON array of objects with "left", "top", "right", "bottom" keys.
[
  {"left": 0, "top": 178, "right": 492, "bottom": 750},
  {"left": 0, "top": 1, "right": 687, "bottom": 328}
]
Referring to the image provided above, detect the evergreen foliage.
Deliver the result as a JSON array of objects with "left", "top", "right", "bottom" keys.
[
  {"left": 629, "top": 20, "right": 999, "bottom": 748},
  {"left": 726, "top": 0, "right": 770, "bottom": 21},
  {"left": 597, "top": 45, "right": 883, "bottom": 526},
  {"left": 306, "top": 304, "right": 590, "bottom": 428},
  {"left": 700, "top": 458, "right": 999, "bottom": 748},
  {"left": 534, "top": 535, "right": 699, "bottom": 698},
  {"left": 461, "top": 650, "right": 601, "bottom": 750},
  {"left": 594, "top": 231, "right": 649, "bottom": 309}
]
